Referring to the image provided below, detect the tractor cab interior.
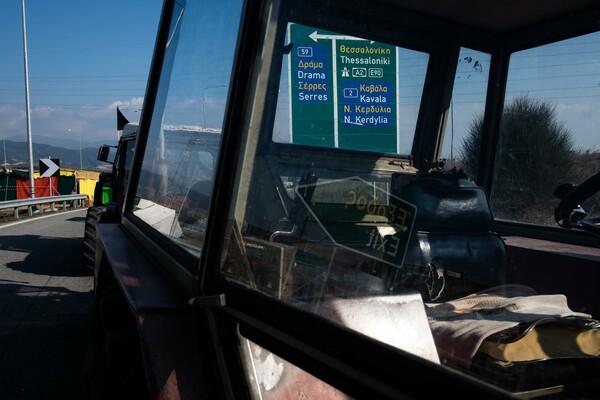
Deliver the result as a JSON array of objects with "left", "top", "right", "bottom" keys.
[{"left": 214, "top": 2, "right": 600, "bottom": 397}]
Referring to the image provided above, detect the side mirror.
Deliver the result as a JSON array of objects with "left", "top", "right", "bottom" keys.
[{"left": 97, "top": 145, "right": 112, "bottom": 162}]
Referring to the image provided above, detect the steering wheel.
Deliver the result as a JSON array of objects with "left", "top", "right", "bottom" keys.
[{"left": 554, "top": 170, "right": 600, "bottom": 236}]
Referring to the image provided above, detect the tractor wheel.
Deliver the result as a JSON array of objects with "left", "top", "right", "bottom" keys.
[{"left": 83, "top": 206, "right": 105, "bottom": 274}]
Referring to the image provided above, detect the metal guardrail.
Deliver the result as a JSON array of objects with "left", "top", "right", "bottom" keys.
[{"left": 0, "top": 194, "right": 88, "bottom": 219}]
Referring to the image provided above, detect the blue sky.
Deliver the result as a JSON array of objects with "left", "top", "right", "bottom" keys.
[
  {"left": 1, "top": 1, "right": 598, "bottom": 158},
  {"left": 444, "top": 35, "right": 600, "bottom": 158},
  {"left": 0, "top": 0, "right": 163, "bottom": 149}
]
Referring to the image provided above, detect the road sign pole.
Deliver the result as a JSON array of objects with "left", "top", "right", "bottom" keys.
[{"left": 21, "top": 0, "right": 35, "bottom": 199}]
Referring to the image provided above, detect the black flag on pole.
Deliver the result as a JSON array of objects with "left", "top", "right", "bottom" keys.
[{"left": 117, "top": 107, "right": 130, "bottom": 131}]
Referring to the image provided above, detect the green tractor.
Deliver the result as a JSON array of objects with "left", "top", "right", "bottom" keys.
[{"left": 83, "top": 122, "right": 137, "bottom": 272}]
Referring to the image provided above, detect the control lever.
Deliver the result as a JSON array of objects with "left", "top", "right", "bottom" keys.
[{"left": 270, "top": 171, "right": 317, "bottom": 241}]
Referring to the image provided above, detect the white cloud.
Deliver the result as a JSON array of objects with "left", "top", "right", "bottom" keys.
[
  {"left": 0, "top": 97, "right": 145, "bottom": 146},
  {"left": 109, "top": 96, "right": 144, "bottom": 110}
]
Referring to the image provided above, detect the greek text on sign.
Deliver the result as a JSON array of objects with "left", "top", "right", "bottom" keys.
[
  {"left": 295, "top": 176, "right": 416, "bottom": 268},
  {"left": 289, "top": 23, "right": 399, "bottom": 153}
]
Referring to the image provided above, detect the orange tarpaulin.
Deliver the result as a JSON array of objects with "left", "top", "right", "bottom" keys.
[{"left": 15, "top": 176, "right": 59, "bottom": 199}]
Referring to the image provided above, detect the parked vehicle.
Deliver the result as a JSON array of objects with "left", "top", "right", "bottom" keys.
[
  {"left": 84, "top": 0, "right": 600, "bottom": 399},
  {"left": 82, "top": 122, "right": 137, "bottom": 272}
]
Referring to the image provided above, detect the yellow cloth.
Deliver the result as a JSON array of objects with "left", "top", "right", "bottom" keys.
[{"left": 479, "top": 322, "right": 600, "bottom": 362}]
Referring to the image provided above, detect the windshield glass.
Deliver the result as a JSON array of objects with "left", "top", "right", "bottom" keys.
[
  {"left": 131, "top": 0, "right": 241, "bottom": 260},
  {"left": 222, "top": 19, "right": 434, "bottom": 354},
  {"left": 218, "top": 9, "right": 600, "bottom": 399}
]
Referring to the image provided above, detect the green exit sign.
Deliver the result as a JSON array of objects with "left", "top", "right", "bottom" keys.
[{"left": 295, "top": 177, "right": 416, "bottom": 268}]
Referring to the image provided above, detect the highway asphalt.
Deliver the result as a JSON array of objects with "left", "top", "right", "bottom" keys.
[{"left": 0, "top": 209, "right": 93, "bottom": 400}]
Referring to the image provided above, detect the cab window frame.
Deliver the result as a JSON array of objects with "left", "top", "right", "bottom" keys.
[
  {"left": 119, "top": 0, "right": 247, "bottom": 288},
  {"left": 480, "top": 25, "right": 600, "bottom": 248},
  {"left": 113, "top": 0, "right": 600, "bottom": 398},
  {"left": 199, "top": 0, "right": 518, "bottom": 398}
]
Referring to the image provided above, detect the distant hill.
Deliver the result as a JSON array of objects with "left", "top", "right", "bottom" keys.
[
  {"left": 2, "top": 133, "right": 118, "bottom": 151},
  {"left": 1, "top": 140, "right": 112, "bottom": 172}
]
